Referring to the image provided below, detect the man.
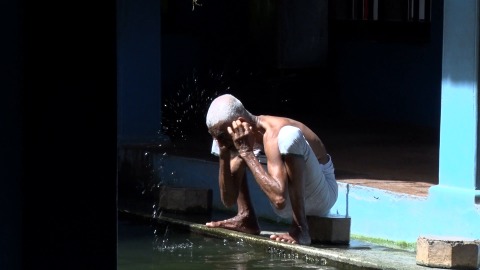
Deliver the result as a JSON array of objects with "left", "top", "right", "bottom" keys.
[{"left": 205, "top": 94, "right": 338, "bottom": 245}]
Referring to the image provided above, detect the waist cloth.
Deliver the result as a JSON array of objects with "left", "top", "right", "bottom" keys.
[{"left": 273, "top": 125, "right": 338, "bottom": 218}]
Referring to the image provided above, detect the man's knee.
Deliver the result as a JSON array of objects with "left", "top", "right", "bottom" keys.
[{"left": 272, "top": 195, "right": 286, "bottom": 210}]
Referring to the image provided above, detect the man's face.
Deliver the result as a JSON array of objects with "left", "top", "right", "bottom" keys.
[{"left": 209, "top": 122, "right": 235, "bottom": 150}]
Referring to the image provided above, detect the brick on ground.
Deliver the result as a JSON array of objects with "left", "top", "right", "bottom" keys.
[{"left": 416, "top": 235, "right": 480, "bottom": 269}]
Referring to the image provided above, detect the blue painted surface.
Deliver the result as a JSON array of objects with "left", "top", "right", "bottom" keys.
[
  {"left": 156, "top": 155, "right": 480, "bottom": 243},
  {"left": 426, "top": 185, "right": 480, "bottom": 239},
  {"left": 156, "top": 156, "right": 286, "bottom": 222},
  {"left": 439, "top": 80, "right": 477, "bottom": 188},
  {"left": 332, "top": 184, "right": 427, "bottom": 242}
]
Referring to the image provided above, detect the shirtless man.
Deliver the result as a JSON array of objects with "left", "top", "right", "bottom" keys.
[{"left": 205, "top": 94, "right": 338, "bottom": 245}]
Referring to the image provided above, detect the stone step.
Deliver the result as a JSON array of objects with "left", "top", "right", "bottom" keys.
[
  {"left": 158, "top": 186, "right": 212, "bottom": 214},
  {"left": 307, "top": 215, "right": 351, "bottom": 244}
]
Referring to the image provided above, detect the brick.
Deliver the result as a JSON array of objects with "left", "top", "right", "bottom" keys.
[
  {"left": 307, "top": 215, "right": 351, "bottom": 244},
  {"left": 416, "top": 235, "right": 480, "bottom": 269},
  {"left": 158, "top": 186, "right": 212, "bottom": 214},
  {"left": 185, "top": 188, "right": 212, "bottom": 212}
]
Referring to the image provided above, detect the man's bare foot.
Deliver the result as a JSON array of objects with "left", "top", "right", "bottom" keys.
[
  {"left": 269, "top": 225, "right": 311, "bottom": 245},
  {"left": 205, "top": 213, "right": 260, "bottom": 235}
]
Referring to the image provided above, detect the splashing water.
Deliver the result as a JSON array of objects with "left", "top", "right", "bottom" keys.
[
  {"left": 150, "top": 67, "right": 247, "bottom": 251},
  {"left": 161, "top": 68, "right": 230, "bottom": 144}
]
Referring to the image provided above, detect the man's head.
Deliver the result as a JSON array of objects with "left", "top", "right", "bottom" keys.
[{"left": 206, "top": 94, "right": 254, "bottom": 138}]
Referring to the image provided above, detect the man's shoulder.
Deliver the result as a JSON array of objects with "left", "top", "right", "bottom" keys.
[
  {"left": 276, "top": 126, "right": 306, "bottom": 156},
  {"left": 278, "top": 125, "right": 303, "bottom": 139}
]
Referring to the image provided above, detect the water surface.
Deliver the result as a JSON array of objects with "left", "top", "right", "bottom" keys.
[{"left": 118, "top": 217, "right": 341, "bottom": 270}]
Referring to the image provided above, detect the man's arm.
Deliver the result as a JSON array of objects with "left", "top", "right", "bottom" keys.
[
  {"left": 239, "top": 150, "right": 288, "bottom": 209},
  {"left": 217, "top": 143, "right": 246, "bottom": 207},
  {"left": 227, "top": 120, "right": 289, "bottom": 209}
]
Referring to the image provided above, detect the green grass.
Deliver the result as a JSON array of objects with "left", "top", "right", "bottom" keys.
[{"left": 351, "top": 234, "right": 417, "bottom": 252}]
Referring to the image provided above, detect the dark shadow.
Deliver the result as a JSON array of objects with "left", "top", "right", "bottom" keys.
[{"left": 159, "top": 0, "right": 441, "bottom": 197}]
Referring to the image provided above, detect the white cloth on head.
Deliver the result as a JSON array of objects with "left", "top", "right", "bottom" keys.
[
  {"left": 211, "top": 139, "right": 221, "bottom": 156},
  {"left": 272, "top": 125, "right": 338, "bottom": 218}
]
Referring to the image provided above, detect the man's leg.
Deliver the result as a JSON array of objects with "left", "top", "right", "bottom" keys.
[
  {"left": 269, "top": 156, "right": 311, "bottom": 245},
  {"left": 205, "top": 173, "right": 260, "bottom": 234}
]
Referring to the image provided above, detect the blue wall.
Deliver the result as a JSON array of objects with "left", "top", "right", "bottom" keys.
[
  {"left": 117, "top": 0, "right": 162, "bottom": 144},
  {"left": 158, "top": 156, "right": 480, "bottom": 244}
]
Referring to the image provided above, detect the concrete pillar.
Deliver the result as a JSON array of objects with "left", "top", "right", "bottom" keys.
[
  {"left": 117, "top": 0, "right": 163, "bottom": 144},
  {"left": 423, "top": 1, "right": 480, "bottom": 240},
  {"left": 434, "top": 0, "right": 480, "bottom": 198}
]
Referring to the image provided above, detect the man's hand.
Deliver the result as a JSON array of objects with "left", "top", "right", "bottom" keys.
[
  {"left": 215, "top": 138, "right": 233, "bottom": 160},
  {"left": 227, "top": 120, "right": 255, "bottom": 156}
]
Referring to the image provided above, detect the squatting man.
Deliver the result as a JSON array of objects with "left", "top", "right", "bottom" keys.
[{"left": 205, "top": 94, "right": 338, "bottom": 245}]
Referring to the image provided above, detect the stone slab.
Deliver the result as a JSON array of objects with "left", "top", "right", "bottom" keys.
[
  {"left": 307, "top": 215, "right": 351, "bottom": 244},
  {"left": 416, "top": 235, "right": 480, "bottom": 269},
  {"left": 158, "top": 186, "right": 212, "bottom": 214}
]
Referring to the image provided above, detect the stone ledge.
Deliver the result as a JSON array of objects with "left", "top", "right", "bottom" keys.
[{"left": 416, "top": 235, "right": 480, "bottom": 269}]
